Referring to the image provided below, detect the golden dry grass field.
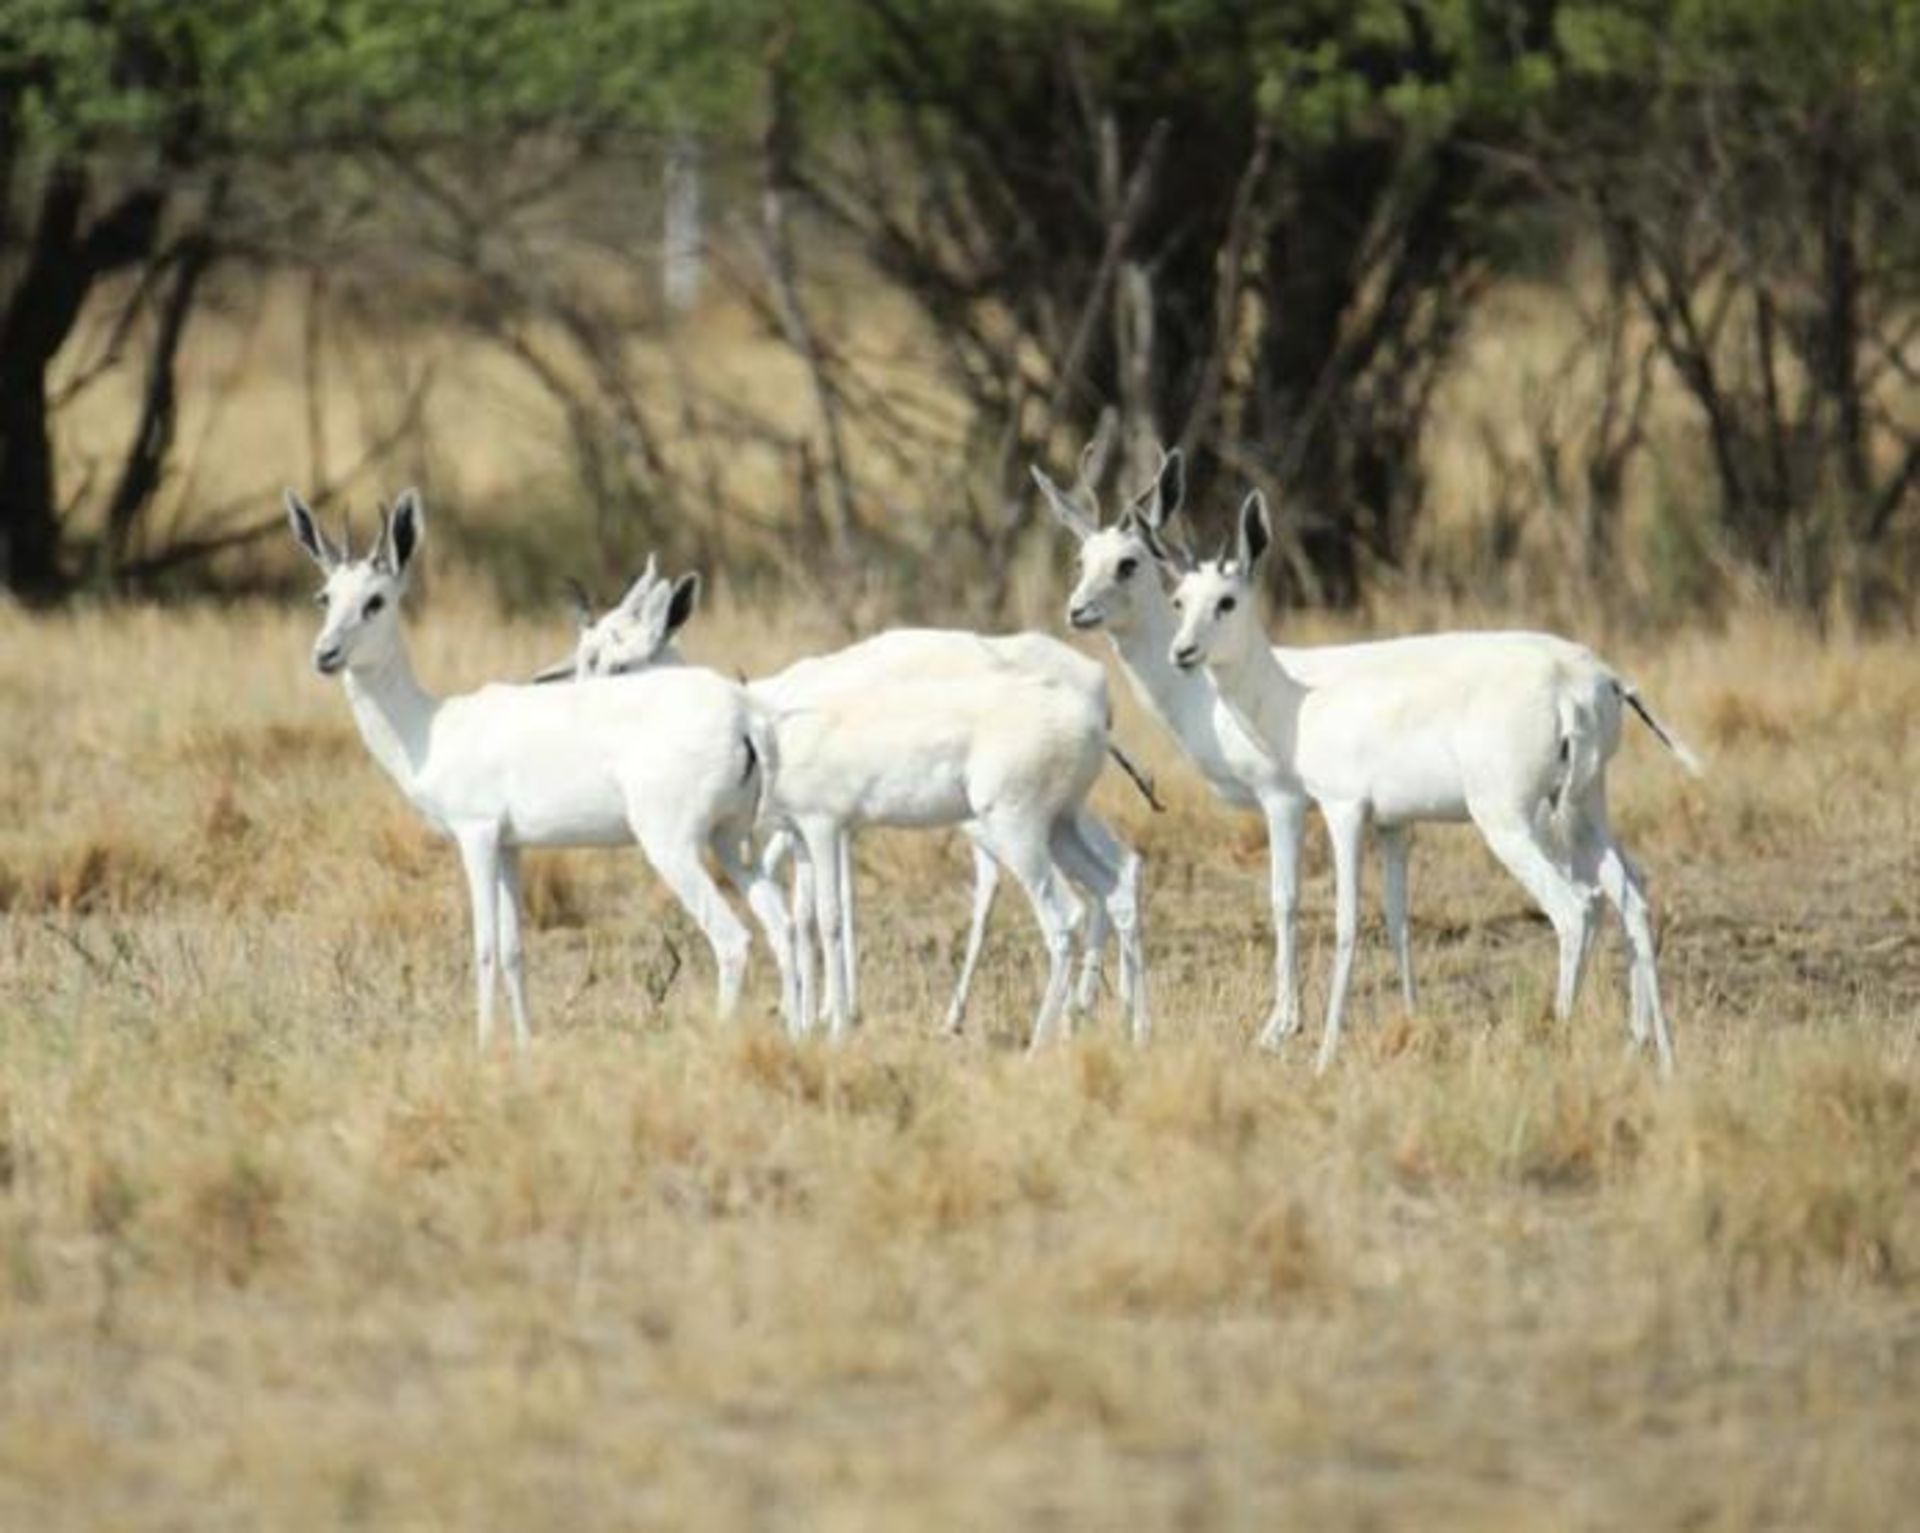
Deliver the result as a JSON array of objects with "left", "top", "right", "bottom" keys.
[{"left": 1, "top": 581, "right": 1916, "bottom": 1530}]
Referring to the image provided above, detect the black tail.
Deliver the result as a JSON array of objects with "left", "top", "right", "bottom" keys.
[
  {"left": 1617, "top": 683, "right": 1706, "bottom": 776},
  {"left": 1107, "top": 743, "right": 1163, "bottom": 813}
]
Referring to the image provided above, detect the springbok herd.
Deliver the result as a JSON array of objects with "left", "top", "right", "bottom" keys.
[{"left": 286, "top": 444, "right": 1703, "bottom": 1074}]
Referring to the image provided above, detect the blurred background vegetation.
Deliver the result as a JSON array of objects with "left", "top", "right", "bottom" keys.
[{"left": 2, "top": 0, "right": 1915, "bottom": 623}]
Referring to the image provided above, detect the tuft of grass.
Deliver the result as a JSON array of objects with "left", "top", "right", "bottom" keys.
[
  {"left": 181, "top": 1154, "right": 288, "bottom": 1286},
  {"left": 0, "top": 836, "right": 176, "bottom": 915}
]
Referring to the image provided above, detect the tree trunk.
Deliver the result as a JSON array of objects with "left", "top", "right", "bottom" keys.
[
  {"left": 0, "top": 166, "right": 89, "bottom": 600},
  {"left": 0, "top": 160, "right": 164, "bottom": 601},
  {"left": 0, "top": 355, "right": 63, "bottom": 600}
]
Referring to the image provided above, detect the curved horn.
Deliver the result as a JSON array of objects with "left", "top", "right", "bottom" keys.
[
  {"left": 373, "top": 503, "right": 394, "bottom": 571},
  {"left": 1136, "top": 509, "right": 1197, "bottom": 575}
]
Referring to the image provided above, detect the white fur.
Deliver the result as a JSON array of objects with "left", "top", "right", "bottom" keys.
[
  {"left": 1163, "top": 488, "right": 1699, "bottom": 1073},
  {"left": 560, "top": 575, "right": 1146, "bottom": 1047},
  {"left": 287, "top": 491, "right": 799, "bottom": 1050}
]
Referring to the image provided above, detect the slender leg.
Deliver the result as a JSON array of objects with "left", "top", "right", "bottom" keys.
[
  {"left": 796, "top": 818, "right": 852, "bottom": 1041},
  {"left": 1070, "top": 865, "right": 1111, "bottom": 1018},
  {"left": 838, "top": 831, "right": 860, "bottom": 1024},
  {"left": 1474, "top": 805, "right": 1601, "bottom": 1027},
  {"left": 455, "top": 827, "right": 502, "bottom": 1053},
  {"left": 714, "top": 832, "right": 801, "bottom": 1037},
  {"left": 1069, "top": 810, "right": 1146, "bottom": 1042},
  {"left": 1051, "top": 810, "right": 1148, "bottom": 1044},
  {"left": 760, "top": 830, "right": 819, "bottom": 1029},
  {"left": 1379, "top": 823, "right": 1417, "bottom": 1013},
  {"left": 495, "top": 844, "right": 531, "bottom": 1051},
  {"left": 943, "top": 836, "right": 1000, "bottom": 1035},
  {"left": 1315, "top": 802, "right": 1368, "bottom": 1074},
  {"left": 767, "top": 834, "right": 821, "bottom": 1034},
  {"left": 972, "top": 813, "right": 1080, "bottom": 1051},
  {"left": 633, "top": 818, "right": 753, "bottom": 1022},
  {"left": 1256, "top": 796, "right": 1310, "bottom": 1049},
  {"left": 1574, "top": 785, "right": 1675, "bottom": 1075}
]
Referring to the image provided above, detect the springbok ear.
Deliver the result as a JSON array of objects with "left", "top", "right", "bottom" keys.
[
  {"left": 383, "top": 488, "right": 423, "bottom": 575},
  {"left": 1137, "top": 448, "right": 1185, "bottom": 531},
  {"left": 285, "top": 489, "right": 339, "bottom": 571},
  {"left": 1031, "top": 467, "right": 1096, "bottom": 540},
  {"left": 617, "top": 554, "right": 660, "bottom": 615},
  {"left": 530, "top": 658, "right": 577, "bottom": 684},
  {"left": 1236, "top": 490, "right": 1272, "bottom": 572},
  {"left": 663, "top": 572, "right": 701, "bottom": 638}
]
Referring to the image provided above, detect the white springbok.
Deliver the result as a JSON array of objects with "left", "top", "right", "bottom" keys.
[
  {"left": 542, "top": 567, "right": 1147, "bottom": 1046},
  {"left": 286, "top": 490, "right": 800, "bottom": 1049},
  {"left": 1038, "top": 451, "right": 1424, "bottom": 1046},
  {"left": 1166, "top": 488, "right": 1701, "bottom": 1073}
]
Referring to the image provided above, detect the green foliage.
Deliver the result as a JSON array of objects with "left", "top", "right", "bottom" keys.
[
  {"left": 7, "top": 1, "right": 1914, "bottom": 163},
  {"left": 1558, "top": 0, "right": 1920, "bottom": 108},
  {"left": 0, "top": 0, "right": 771, "bottom": 155}
]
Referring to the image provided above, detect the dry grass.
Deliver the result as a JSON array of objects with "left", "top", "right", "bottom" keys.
[{"left": 1, "top": 591, "right": 1917, "bottom": 1530}]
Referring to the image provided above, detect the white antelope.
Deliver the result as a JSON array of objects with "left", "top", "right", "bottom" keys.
[
  {"left": 542, "top": 566, "right": 1148, "bottom": 1046},
  {"left": 1165, "top": 488, "right": 1701, "bottom": 1073},
  {"left": 1038, "top": 451, "right": 1426, "bottom": 1047},
  {"left": 286, "top": 490, "right": 800, "bottom": 1049}
]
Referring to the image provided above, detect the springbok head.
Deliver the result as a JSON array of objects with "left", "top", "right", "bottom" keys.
[
  {"left": 287, "top": 488, "right": 423, "bottom": 677},
  {"left": 1168, "top": 489, "right": 1270, "bottom": 673},
  {"left": 1034, "top": 440, "right": 1189, "bottom": 635},
  {"left": 534, "top": 557, "right": 700, "bottom": 682}
]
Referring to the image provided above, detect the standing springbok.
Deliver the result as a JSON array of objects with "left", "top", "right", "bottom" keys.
[
  {"left": 286, "top": 490, "right": 800, "bottom": 1048},
  {"left": 1166, "top": 489, "right": 1701, "bottom": 1073},
  {"left": 542, "top": 567, "right": 1147, "bottom": 1046},
  {"left": 1037, "top": 451, "right": 1424, "bottom": 1049}
]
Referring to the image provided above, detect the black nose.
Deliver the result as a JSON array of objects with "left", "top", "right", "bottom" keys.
[
  {"left": 1172, "top": 646, "right": 1199, "bottom": 670},
  {"left": 1068, "top": 605, "right": 1099, "bottom": 629},
  {"left": 315, "top": 646, "right": 345, "bottom": 675}
]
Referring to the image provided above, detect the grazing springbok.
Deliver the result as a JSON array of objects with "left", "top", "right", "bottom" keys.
[
  {"left": 286, "top": 490, "right": 800, "bottom": 1048},
  {"left": 542, "top": 566, "right": 1147, "bottom": 1046},
  {"left": 1166, "top": 488, "right": 1701, "bottom": 1073}
]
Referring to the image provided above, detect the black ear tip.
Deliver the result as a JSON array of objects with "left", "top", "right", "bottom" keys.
[{"left": 667, "top": 571, "right": 701, "bottom": 624}]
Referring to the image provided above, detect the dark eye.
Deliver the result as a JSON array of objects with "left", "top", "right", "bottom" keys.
[
  {"left": 313, "top": 591, "right": 329, "bottom": 607},
  {"left": 363, "top": 594, "right": 386, "bottom": 617},
  {"left": 1219, "top": 596, "right": 1237, "bottom": 615},
  {"left": 1116, "top": 556, "right": 1138, "bottom": 580}
]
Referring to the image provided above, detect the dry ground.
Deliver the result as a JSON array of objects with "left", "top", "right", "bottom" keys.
[{"left": 1, "top": 590, "right": 1917, "bottom": 1529}]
